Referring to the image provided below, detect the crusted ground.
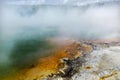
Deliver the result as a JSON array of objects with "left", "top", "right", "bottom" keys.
[
  {"left": 16, "top": 42, "right": 92, "bottom": 80},
  {"left": 6, "top": 39, "right": 120, "bottom": 80}
]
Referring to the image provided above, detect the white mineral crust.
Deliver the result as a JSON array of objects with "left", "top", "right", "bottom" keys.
[{"left": 72, "top": 46, "right": 120, "bottom": 80}]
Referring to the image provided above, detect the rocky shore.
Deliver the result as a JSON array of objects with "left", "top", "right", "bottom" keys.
[
  {"left": 42, "top": 40, "right": 120, "bottom": 80},
  {"left": 14, "top": 39, "right": 120, "bottom": 80}
]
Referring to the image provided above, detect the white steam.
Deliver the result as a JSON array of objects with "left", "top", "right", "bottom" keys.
[
  {"left": 1, "top": 4, "right": 120, "bottom": 38},
  {"left": 1, "top": 4, "right": 120, "bottom": 63}
]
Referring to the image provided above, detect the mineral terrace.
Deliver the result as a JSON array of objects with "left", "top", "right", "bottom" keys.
[{"left": 15, "top": 39, "right": 120, "bottom": 80}]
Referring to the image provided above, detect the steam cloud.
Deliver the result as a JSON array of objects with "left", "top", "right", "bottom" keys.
[
  {"left": 1, "top": 4, "right": 120, "bottom": 39},
  {"left": 0, "top": 3, "right": 120, "bottom": 67}
]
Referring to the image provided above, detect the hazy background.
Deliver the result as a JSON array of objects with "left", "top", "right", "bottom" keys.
[{"left": 0, "top": 0, "right": 120, "bottom": 78}]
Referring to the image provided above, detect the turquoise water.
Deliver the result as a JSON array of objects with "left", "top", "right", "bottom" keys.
[{"left": 0, "top": 2, "right": 120, "bottom": 78}]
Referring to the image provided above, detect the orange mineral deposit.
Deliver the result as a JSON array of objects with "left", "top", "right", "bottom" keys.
[{"left": 16, "top": 42, "right": 92, "bottom": 80}]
